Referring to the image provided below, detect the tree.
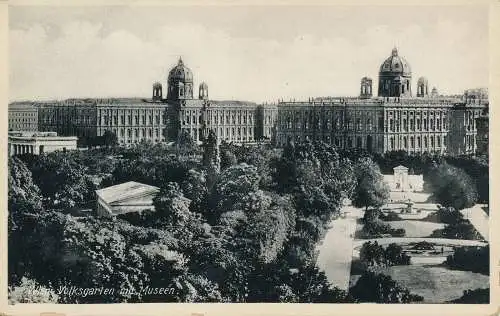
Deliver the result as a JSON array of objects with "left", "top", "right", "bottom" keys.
[
  {"left": 102, "top": 130, "right": 118, "bottom": 148},
  {"left": 220, "top": 149, "right": 237, "bottom": 170},
  {"left": 29, "top": 152, "right": 97, "bottom": 209},
  {"left": 359, "top": 241, "right": 385, "bottom": 266},
  {"left": 352, "top": 157, "right": 390, "bottom": 210},
  {"left": 350, "top": 271, "right": 424, "bottom": 303},
  {"left": 426, "top": 162, "right": 478, "bottom": 210},
  {"left": 445, "top": 246, "right": 489, "bottom": 275},
  {"left": 202, "top": 130, "right": 220, "bottom": 188},
  {"left": 439, "top": 222, "right": 483, "bottom": 240},
  {"left": 177, "top": 130, "right": 198, "bottom": 156},
  {"left": 450, "top": 288, "right": 489, "bottom": 304},
  {"left": 8, "top": 157, "right": 43, "bottom": 234},
  {"left": 384, "top": 243, "right": 411, "bottom": 265}
]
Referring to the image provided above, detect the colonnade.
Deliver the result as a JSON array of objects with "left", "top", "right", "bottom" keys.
[{"left": 9, "top": 143, "right": 38, "bottom": 156}]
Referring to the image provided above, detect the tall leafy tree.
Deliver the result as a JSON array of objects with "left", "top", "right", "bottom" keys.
[
  {"left": 427, "top": 162, "right": 478, "bottom": 210},
  {"left": 351, "top": 157, "right": 390, "bottom": 210}
]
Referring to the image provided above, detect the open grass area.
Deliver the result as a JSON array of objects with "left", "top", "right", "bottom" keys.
[
  {"left": 375, "top": 265, "right": 489, "bottom": 303},
  {"left": 388, "top": 220, "right": 446, "bottom": 237}
]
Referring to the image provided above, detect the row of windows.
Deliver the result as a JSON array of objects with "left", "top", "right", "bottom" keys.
[
  {"left": 108, "top": 128, "right": 166, "bottom": 139},
  {"left": 278, "top": 134, "right": 372, "bottom": 150},
  {"left": 40, "top": 115, "right": 92, "bottom": 125},
  {"left": 100, "top": 115, "right": 166, "bottom": 126},
  {"left": 388, "top": 135, "right": 446, "bottom": 150},
  {"left": 182, "top": 127, "right": 256, "bottom": 142},
  {"left": 182, "top": 113, "right": 255, "bottom": 125},
  {"left": 9, "top": 112, "right": 36, "bottom": 117},
  {"left": 10, "top": 118, "right": 37, "bottom": 123},
  {"left": 387, "top": 110, "right": 447, "bottom": 117},
  {"left": 281, "top": 117, "right": 383, "bottom": 132},
  {"left": 388, "top": 118, "right": 448, "bottom": 132}
]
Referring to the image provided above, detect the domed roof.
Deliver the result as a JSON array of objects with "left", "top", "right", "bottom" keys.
[
  {"left": 417, "top": 77, "right": 428, "bottom": 84},
  {"left": 168, "top": 57, "right": 193, "bottom": 83},
  {"left": 379, "top": 48, "right": 411, "bottom": 76}
]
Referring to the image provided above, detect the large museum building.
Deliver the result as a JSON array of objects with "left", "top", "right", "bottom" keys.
[{"left": 8, "top": 48, "right": 488, "bottom": 156}]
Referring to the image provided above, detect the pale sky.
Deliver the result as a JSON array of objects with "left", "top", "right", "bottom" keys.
[{"left": 9, "top": 5, "right": 489, "bottom": 103}]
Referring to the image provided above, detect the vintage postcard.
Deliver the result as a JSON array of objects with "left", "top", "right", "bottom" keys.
[{"left": 2, "top": 0, "right": 498, "bottom": 315}]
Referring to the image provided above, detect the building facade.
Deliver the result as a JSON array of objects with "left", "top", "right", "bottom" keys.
[
  {"left": 8, "top": 49, "right": 487, "bottom": 155},
  {"left": 8, "top": 102, "right": 38, "bottom": 131},
  {"left": 8, "top": 131, "right": 77, "bottom": 156},
  {"left": 276, "top": 48, "right": 488, "bottom": 155},
  {"left": 23, "top": 58, "right": 275, "bottom": 146}
]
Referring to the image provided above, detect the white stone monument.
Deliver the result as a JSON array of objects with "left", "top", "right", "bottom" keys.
[{"left": 393, "top": 165, "right": 409, "bottom": 192}]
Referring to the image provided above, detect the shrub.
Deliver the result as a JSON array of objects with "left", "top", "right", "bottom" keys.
[
  {"left": 359, "top": 242, "right": 411, "bottom": 267},
  {"left": 445, "top": 246, "right": 489, "bottom": 275},
  {"left": 379, "top": 211, "right": 403, "bottom": 221},
  {"left": 421, "top": 207, "right": 464, "bottom": 224},
  {"left": 450, "top": 288, "right": 489, "bottom": 304},
  {"left": 431, "top": 222, "right": 483, "bottom": 240},
  {"left": 349, "top": 271, "right": 424, "bottom": 303},
  {"left": 411, "top": 241, "right": 435, "bottom": 250},
  {"left": 362, "top": 220, "right": 406, "bottom": 238}
]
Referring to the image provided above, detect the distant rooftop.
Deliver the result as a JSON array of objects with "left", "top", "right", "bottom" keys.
[
  {"left": 96, "top": 181, "right": 159, "bottom": 205},
  {"left": 9, "top": 131, "right": 58, "bottom": 137}
]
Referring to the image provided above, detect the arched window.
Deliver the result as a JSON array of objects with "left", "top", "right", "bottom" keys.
[
  {"left": 357, "top": 137, "right": 362, "bottom": 148},
  {"left": 410, "top": 136, "right": 414, "bottom": 148},
  {"left": 424, "top": 136, "right": 428, "bottom": 148},
  {"left": 403, "top": 119, "right": 407, "bottom": 131},
  {"left": 403, "top": 136, "right": 408, "bottom": 148},
  {"left": 390, "top": 137, "right": 394, "bottom": 150},
  {"left": 417, "top": 136, "right": 421, "bottom": 148}
]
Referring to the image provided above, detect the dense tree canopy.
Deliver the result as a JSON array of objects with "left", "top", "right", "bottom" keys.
[
  {"left": 8, "top": 139, "right": 487, "bottom": 303},
  {"left": 29, "top": 153, "right": 97, "bottom": 209}
]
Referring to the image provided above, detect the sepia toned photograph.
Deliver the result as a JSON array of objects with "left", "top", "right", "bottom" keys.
[{"left": 6, "top": 3, "right": 490, "bottom": 306}]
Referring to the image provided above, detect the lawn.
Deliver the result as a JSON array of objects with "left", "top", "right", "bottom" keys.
[
  {"left": 388, "top": 220, "right": 446, "bottom": 237},
  {"left": 377, "top": 265, "right": 489, "bottom": 303}
]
